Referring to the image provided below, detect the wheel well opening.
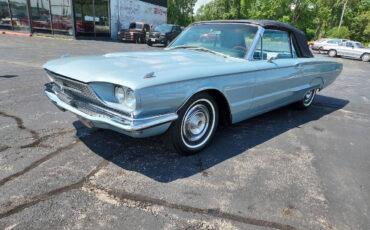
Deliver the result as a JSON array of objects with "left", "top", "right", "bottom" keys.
[
  {"left": 202, "top": 89, "right": 232, "bottom": 125},
  {"left": 361, "top": 53, "right": 369, "bottom": 58}
]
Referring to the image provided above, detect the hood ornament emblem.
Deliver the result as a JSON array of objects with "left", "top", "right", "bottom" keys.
[{"left": 144, "top": 72, "right": 156, "bottom": 78}]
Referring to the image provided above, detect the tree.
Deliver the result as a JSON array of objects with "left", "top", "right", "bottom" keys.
[
  {"left": 170, "top": 0, "right": 370, "bottom": 43},
  {"left": 168, "top": 0, "right": 197, "bottom": 26},
  {"left": 326, "top": 26, "right": 351, "bottom": 39}
]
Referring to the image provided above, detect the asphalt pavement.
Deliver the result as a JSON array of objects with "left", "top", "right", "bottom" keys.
[{"left": 0, "top": 34, "right": 369, "bottom": 230}]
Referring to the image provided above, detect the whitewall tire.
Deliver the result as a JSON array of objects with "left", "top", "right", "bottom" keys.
[{"left": 164, "top": 92, "right": 219, "bottom": 155}]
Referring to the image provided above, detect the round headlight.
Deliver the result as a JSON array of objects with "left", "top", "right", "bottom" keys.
[
  {"left": 114, "top": 86, "right": 125, "bottom": 104},
  {"left": 125, "top": 88, "right": 136, "bottom": 109}
]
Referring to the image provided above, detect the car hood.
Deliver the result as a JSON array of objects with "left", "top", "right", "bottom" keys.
[{"left": 43, "top": 49, "right": 256, "bottom": 89}]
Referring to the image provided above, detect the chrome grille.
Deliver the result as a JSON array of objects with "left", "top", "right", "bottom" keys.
[
  {"left": 45, "top": 70, "right": 131, "bottom": 118},
  {"left": 125, "top": 32, "right": 131, "bottom": 40},
  {"left": 47, "top": 71, "right": 102, "bottom": 105}
]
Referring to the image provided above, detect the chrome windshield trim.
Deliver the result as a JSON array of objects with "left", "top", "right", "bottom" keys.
[
  {"left": 45, "top": 89, "right": 178, "bottom": 131},
  {"left": 246, "top": 26, "right": 264, "bottom": 61}
]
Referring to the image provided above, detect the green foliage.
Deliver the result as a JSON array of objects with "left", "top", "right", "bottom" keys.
[
  {"left": 306, "top": 28, "right": 315, "bottom": 41},
  {"left": 350, "top": 11, "right": 370, "bottom": 42},
  {"left": 167, "top": 0, "right": 197, "bottom": 26},
  {"left": 326, "top": 26, "right": 351, "bottom": 39},
  {"left": 168, "top": 0, "right": 370, "bottom": 43}
]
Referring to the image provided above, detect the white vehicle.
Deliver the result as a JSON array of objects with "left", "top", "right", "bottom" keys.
[
  {"left": 312, "top": 38, "right": 347, "bottom": 53},
  {"left": 324, "top": 40, "right": 370, "bottom": 62}
]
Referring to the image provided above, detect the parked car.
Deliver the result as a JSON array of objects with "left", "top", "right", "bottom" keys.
[
  {"left": 43, "top": 20, "right": 342, "bottom": 155},
  {"left": 200, "top": 31, "right": 221, "bottom": 42},
  {"left": 307, "top": 41, "right": 314, "bottom": 49},
  {"left": 324, "top": 40, "right": 370, "bottom": 62},
  {"left": 146, "top": 24, "right": 182, "bottom": 46},
  {"left": 118, "top": 22, "right": 150, "bottom": 43},
  {"left": 312, "top": 38, "right": 347, "bottom": 53}
]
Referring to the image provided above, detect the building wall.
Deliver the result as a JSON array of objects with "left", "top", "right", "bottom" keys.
[{"left": 110, "top": 0, "right": 167, "bottom": 39}]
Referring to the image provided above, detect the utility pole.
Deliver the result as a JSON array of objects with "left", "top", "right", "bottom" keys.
[{"left": 338, "top": 0, "right": 348, "bottom": 32}]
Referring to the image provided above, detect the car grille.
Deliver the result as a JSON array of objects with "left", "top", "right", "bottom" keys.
[
  {"left": 46, "top": 70, "right": 102, "bottom": 105},
  {"left": 150, "top": 33, "right": 159, "bottom": 38},
  {"left": 45, "top": 70, "right": 131, "bottom": 118},
  {"left": 124, "top": 32, "right": 131, "bottom": 40}
]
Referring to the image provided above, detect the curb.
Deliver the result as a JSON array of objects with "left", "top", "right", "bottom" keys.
[{"left": 0, "top": 31, "right": 32, "bottom": 37}]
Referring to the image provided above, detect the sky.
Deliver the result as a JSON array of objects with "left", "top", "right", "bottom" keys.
[{"left": 194, "top": 0, "right": 213, "bottom": 13}]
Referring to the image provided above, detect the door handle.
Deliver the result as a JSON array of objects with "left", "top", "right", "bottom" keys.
[{"left": 295, "top": 63, "right": 303, "bottom": 69}]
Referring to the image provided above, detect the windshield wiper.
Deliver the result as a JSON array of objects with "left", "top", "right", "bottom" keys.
[
  {"left": 167, "top": 45, "right": 230, "bottom": 58},
  {"left": 167, "top": 45, "right": 199, "bottom": 50}
]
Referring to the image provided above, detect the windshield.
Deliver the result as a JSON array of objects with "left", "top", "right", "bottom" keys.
[
  {"left": 155, "top": 25, "right": 172, "bottom": 33},
  {"left": 355, "top": 42, "right": 364, "bottom": 48},
  {"left": 169, "top": 23, "right": 258, "bottom": 58},
  {"left": 129, "top": 23, "right": 143, "bottom": 29}
]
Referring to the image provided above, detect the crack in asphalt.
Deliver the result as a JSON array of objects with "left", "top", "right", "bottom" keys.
[
  {"left": 0, "top": 111, "right": 40, "bottom": 148},
  {"left": 0, "top": 145, "right": 10, "bottom": 153},
  {"left": 86, "top": 184, "right": 299, "bottom": 230},
  {"left": 0, "top": 159, "right": 110, "bottom": 219},
  {"left": 0, "top": 140, "right": 80, "bottom": 187},
  {"left": 0, "top": 139, "right": 124, "bottom": 219},
  {"left": 0, "top": 111, "right": 76, "bottom": 149}
]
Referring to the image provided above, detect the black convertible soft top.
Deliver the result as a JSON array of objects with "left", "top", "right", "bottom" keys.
[{"left": 195, "top": 20, "right": 314, "bottom": 58}]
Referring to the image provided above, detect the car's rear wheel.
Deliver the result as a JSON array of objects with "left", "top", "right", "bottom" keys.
[
  {"left": 361, "top": 53, "right": 370, "bottom": 62},
  {"left": 147, "top": 41, "right": 152, "bottom": 46},
  {"left": 328, "top": 49, "right": 337, "bottom": 57},
  {"left": 318, "top": 47, "right": 324, "bottom": 54},
  {"left": 164, "top": 93, "right": 219, "bottom": 155},
  {"left": 294, "top": 89, "right": 317, "bottom": 110}
]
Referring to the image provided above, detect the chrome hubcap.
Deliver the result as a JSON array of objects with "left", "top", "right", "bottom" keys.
[
  {"left": 183, "top": 104, "right": 209, "bottom": 142},
  {"left": 304, "top": 89, "right": 315, "bottom": 105}
]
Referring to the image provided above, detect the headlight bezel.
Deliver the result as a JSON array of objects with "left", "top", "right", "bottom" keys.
[
  {"left": 114, "top": 85, "right": 136, "bottom": 110},
  {"left": 114, "top": 86, "right": 126, "bottom": 104}
]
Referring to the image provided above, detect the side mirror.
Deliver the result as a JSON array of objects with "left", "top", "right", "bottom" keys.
[{"left": 267, "top": 52, "right": 279, "bottom": 62}]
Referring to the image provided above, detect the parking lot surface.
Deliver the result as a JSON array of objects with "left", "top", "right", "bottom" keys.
[{"left": 0, "top": 35, "right": 369, "bottom": 230}]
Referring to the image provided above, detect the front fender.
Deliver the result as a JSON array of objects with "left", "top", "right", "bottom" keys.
[{"left": 135, "top": 79, "right": 226, "bottom": 119}]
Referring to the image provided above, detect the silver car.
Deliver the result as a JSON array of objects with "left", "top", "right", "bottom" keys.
[
  {"left": 311, "top": 38, "right": 347, "bottom": 53},
  {"left": 324, "top": 41, "right": 370, "bottom": 62}
]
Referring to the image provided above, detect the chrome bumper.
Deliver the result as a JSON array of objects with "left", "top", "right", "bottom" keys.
[{"left": 44, "top": 86, "right": 178, "bottom": 137}]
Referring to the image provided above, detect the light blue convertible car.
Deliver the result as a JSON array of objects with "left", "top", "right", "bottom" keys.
[{"left": 44, "top": 20, "right": 342, "bottom": 155}]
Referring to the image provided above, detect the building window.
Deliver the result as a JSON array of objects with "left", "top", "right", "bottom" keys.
[
  {"left": 0, "top": 0, "right": 12, "bottom": 29},
  {"left": 50, "top": 0, "right": 73, "bottom": 35},
  {"left": 9, "top": 0, "right": 30, "bottom": 31}
]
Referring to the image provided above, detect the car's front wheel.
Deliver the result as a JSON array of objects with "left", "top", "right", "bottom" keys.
[
  {"left": 164, "top": 93, "right": 219, "bottom": 155},
  {"left": 294, "top": 89, "right": 317, "bottom": 110}
]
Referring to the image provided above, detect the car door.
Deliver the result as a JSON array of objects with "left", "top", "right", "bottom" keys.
[
  {"left": 348, "top": 43, "right": 363, "bottom": 59},
  {"left": 340, "top": 42, "right": 355, "bottom": 57},
  {"left": 170, "top": 26, "right": 180, "bottom": 41},
  {"left": 251, "top": 29, "right": 303, "bottom": 115},
  {"left": 335, "top": 42, "right": 347, "bottom": 56}
]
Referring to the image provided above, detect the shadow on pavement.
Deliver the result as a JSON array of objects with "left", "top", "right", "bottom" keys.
[
  {"left": 0, "top": 75, "right": 18, "bottom": 79},
  {"left": 74, "top": 95, "right": 348, "bottom": 183}
]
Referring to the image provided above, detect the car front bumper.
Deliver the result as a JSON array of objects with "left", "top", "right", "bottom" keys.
[
  {"left": 44, "top": 83, "right": 177, "bottom": 138},
  {"left": 147, "top": 37, "right": 167, "bottom": 44}
]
